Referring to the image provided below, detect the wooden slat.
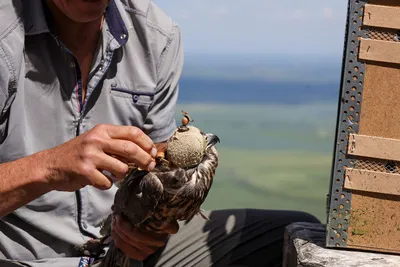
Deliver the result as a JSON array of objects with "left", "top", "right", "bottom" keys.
[
  {"left": 347, "top": 133, "right": 400, "bottom": 161},
  {"left": 359, "top": 38, "right": 400, "bottom": 64},
  {"left": 364, "top": 4, "right": 400, "bottom": 30},
  {"left": 344, "top": 168, "right": 400, "bottom": 195},
  {"left": 369, "top": 0, "right": 400, "bottom": 6}
]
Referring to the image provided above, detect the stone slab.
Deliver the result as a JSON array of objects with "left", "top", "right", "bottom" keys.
[{"left": 282, "top": 222, "right": 400, "bottom": 267}]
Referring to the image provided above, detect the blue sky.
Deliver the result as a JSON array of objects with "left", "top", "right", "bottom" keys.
[{"left": 153, "top": 0, "right": 348, "bottom": 57}]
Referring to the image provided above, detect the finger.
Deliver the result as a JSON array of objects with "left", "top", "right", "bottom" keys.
[
  {"left": 111, "top": 228, "right": 148, "bottom": 261},
  {"left": 104, "top": 125, "right": 155, "bottom": 156},
  {"left": 95, "top": 153, "right": 129, "bottom": 180},
  {"left": 102, "top": 140, "right": 156, "bottom": 171},
  {"left": 115, "top": 215, "right": 167, "bottom": 246},
  {"left": 88, "top": 169, "right": 113, "bottom": 190},
  {"left": 113, "top": 221, "right": 158, "bottom": 255}
]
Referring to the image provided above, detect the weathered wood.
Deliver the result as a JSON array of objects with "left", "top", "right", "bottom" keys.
[
  {"left": 344, "top": 168, "right": 400, "bottom": 196},
  {"left": 359, "top": 38, "right": 400, "bottom": 65},
  {"left": 363, "top": 4, "right": 400, "bottom": 30},
  {"left": 283, "top": 222, "right": 400, "bottom": 267},
  {"left": 347, "top": 133, "right": 400, "bottom": 162}
]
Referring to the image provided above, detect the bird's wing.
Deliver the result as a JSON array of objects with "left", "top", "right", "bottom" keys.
[{"left": 112, "top": 170, "right": 164, "bottom": 226}]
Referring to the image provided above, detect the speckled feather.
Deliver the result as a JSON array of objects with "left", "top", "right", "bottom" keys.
[
  {"left": 124, "top": 146, "right": 216, "bottom": 233},
  {"left": 78, "top": 145, "right": 219, "bottom": 267}
]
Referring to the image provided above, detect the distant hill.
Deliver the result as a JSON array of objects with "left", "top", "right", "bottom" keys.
[
  {"left": 178, "top": 53, "right": 343, "bottom": 104},
  {"left": 178, "top": 77, "right": 340, "bottom": 104},
  {"left": 182, "top": 53, "right": 343, "bottom": 82}
]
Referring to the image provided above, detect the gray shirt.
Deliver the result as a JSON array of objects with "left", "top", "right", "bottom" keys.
[{"left": 0, "top": 0, "right": 183, "bottom": 265}]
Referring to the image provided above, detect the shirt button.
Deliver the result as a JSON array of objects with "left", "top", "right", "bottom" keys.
[
  {"left": 120, "top": 33, "right": 127, "bottom": 40},
  {"left": 133, "top": 95, "right": 139, "bottom": 101},
  {"left": 70, "top": 62, "right": 75, "bottom": 68}
]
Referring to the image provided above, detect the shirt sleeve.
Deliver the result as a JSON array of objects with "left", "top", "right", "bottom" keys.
[
  {"left": 0, "top": 54, "right": 12, "bottom": 117},
  {"left": 143, "top": 23, "right": 184, "bottom": 143},
  {"left": 0, "top": 52, "right": 17, "bottom": 134}
]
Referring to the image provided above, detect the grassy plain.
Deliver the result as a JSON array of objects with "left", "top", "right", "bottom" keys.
[{"left": 175, "top": 102, "right": 339, "bottom": 222}]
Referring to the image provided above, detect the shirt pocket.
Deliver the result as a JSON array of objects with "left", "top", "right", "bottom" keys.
[
  {"left": 107, "top": 85, "right": 156, "bottom": 127},
  {"left": 110, "top": 86, "right": 155, "bottom": 106}
]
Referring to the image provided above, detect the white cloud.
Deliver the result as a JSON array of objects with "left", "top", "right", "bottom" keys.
[{"left": 323, "top": 7, "right": 334, "bottom": 19}]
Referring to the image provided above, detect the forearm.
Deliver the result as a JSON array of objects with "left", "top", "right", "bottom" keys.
[
  {"left": 0, "top": 150, "right": 52, "bottom": 217},
  {"left": 0, "top": 128, "right": 164, "bottom": 218}
]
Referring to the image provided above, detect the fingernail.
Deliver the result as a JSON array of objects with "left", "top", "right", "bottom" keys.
[
  {"left": 151, "top": 147, "right": 158, "bottom": 158},
  {"left": 148, "top": 161, "right": 156, "bottom": 171}
]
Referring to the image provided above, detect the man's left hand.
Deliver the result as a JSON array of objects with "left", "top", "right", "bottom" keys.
[{"left": 111, "top": 214, "right": 179, "bottom": 261}]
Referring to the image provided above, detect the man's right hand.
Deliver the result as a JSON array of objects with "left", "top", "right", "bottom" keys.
[{"left": 42, "top": 124, "right": 157, "bottom": 192}]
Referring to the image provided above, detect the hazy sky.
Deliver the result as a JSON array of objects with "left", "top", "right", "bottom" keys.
[{"left": 153, "top": 0, "right": 348, "bottom": 57}]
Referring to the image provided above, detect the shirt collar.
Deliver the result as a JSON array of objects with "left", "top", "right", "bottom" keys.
[
  {"left": 23, "top": 0, "right": 129, "bottom": 47},
  {"left": 105, "top": 0, "right": 129, "bottom": 47},
  {"left": 23, "top": 0, "right": 49, "bottom": 36}
]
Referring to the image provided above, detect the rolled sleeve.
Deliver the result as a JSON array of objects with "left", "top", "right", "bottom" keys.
[
  {"left": 143, "top": 24, "right": 184, "bottom": 143},
  {"left": 0, "top": 52, "right": 12, "bottom": 117}
]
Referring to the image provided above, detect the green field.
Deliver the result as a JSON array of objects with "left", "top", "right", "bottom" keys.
[{"left": 175, "top": 102, "right": 339, "bottom": 222}]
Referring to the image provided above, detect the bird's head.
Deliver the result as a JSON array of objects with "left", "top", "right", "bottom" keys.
[
  {"left": 159, "top": 111, "right": 220, "bottom": 169},
  {"left": 204, "top": 132, "right": 220, "bottom": 150}
]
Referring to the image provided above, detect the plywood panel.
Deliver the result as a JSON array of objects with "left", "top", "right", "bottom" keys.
[
  {"left": 358, "top": 63, "right": 400, "bottom": 139},
  {"left": 363, "top": 4, "right": 400, "bottom": 30},
  {"left": 359, "top": 39, "right": 400, "bottom": 65},
  {"left": 348, "top": 60, "right": 400, "bottom": 253},
  {"left": 347, "top": 133, "right": 400, "bottom": 161},
  {"left": 345, "top": 168, "right": 400, "bottom": 195},
  {"left": 347, "top": 192, "right": 400, "bottom": 253}
]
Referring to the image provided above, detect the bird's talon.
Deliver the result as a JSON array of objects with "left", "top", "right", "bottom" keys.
[{"left": 157, "top": 157, "right": 171, "bottom": 166}]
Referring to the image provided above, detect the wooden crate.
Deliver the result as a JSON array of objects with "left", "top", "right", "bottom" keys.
[{"left": 326, "top": 0, "right": 400, "bottom": 254}]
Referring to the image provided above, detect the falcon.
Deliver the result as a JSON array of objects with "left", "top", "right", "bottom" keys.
[{"left": 77, "top": 110, "right": 220, "bottom": 266}]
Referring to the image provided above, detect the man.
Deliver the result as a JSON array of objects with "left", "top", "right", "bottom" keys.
[{"left": 0, "top": 0, "right": 319, "bottom": 266}]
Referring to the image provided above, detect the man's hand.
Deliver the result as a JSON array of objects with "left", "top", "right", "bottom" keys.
[
  {"left": 111, "top": 215, "right": 179, "bottom": 261},
  {"left": 44, "top": 124, "right": 157, "bottom": 192}
]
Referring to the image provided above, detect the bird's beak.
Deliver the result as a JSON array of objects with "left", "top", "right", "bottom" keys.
[{"left": 205, "top": 133, "right": 220, "bottom": 149}]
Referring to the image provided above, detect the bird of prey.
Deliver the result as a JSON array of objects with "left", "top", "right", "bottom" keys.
[{"left": 76, "top": 111, "right": 220, "bottom": 267}]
